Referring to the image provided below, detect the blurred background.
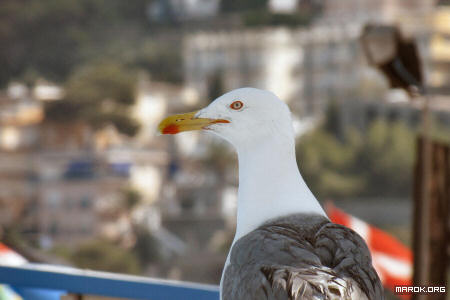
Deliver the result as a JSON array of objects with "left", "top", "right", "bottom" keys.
[{"left": 0, "top": 0, "right": 449, "bottom": 299}]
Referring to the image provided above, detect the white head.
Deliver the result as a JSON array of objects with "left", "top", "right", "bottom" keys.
[
  {"left": 159, "top": 87, "right": 326, "bottom": 241},
  {"left": 158, "top": 87, "right": 295, "bottom": 151}
]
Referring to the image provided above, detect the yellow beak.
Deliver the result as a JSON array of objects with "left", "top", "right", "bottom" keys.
[{"left": 158, "top": 111, "right": 230, "bottom": 135}]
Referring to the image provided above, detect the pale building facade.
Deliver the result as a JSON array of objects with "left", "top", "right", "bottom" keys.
[{"left": 184, "top": 24, "right": 364, "bottom": 117}]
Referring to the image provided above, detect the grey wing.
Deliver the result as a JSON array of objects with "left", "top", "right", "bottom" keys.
[
  {"left": 314, "top": 223, "right": 384, "bottom": 300},
  {"left": 224, "top": 259, "right": 364, "bottom": 300},
  {"left": 222, "top": 216, "right": 384, "bottom": 300}
]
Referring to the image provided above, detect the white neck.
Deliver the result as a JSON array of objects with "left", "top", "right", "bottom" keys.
[{"left": 233, "top": 133, "right": 327, "bottom": 243}]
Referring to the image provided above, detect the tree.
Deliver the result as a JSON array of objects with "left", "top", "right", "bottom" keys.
[
  {"left": 220, "top": 0, "right": 268, "bottom": 12},
  {"left": 297, "top": 128, "right": 363, "bottom": 199},
  {"left": 45, "top": 61, "right": 140, "bottom": 136},
  {"left": 0, "top": 0, "right": 85, "bottom": 86},
  {"left": 132, "top": 225, "right": 160, "bottom": 265},
  {"left": 71, "top": 240, "right": 141, "bottom": 274},
  {"left": 132, "top": 39, "right": 183, "bottom": 84},
  {"left": 359, "top": 120, "right": 415, "bottom": 197},
  {"left": 323, "top": 99, "right": 342, "bottom": 139},
  {"left": 297, "top": 119, "right": 416, "bottom": 199},
  {"left": 243, "top": 11, "right": 316, "bottom": 27},
  {"left": 0, "top": 0, "right": 153, "bottom": 87},
  {"left": 207, "top": 72, "right": 225, "bottom": 103},
  {"left": 122, "top": 188, "right": 141, "bottom": 212}
]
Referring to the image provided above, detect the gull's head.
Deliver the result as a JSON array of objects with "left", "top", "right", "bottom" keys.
[{"left": 158, "top": 88, "right": 294, "bottom": 148}]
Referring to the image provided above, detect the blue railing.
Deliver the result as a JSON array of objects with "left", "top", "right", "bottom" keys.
[{"left": 0, "top": 264, "right": 220, "bottom": 299}]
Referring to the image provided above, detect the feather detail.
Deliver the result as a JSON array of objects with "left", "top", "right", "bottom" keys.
[{"left": 222, "top": 214, "right": 384, "bottom": 300}]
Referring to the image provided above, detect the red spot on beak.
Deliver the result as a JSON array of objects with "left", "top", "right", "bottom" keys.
[
  {"left": 212, "top": 119, "right": 230, "bottom": 124},
  {"left": 162, "top": 124, "right": 180, "bottom": 134}
]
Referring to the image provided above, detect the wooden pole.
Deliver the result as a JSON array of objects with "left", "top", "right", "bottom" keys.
[
  {"left": 412, "top": 95, "right": 450, "bottom": 300},
  {"left": 427, "top": 143, "right": 449, "bottom": 300},
  {"left": 412, "top": 94, "right": 432, "bottom": 300}
]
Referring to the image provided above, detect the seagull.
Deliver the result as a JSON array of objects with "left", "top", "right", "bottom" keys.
[{"left": 158, "top": 88, "right": 384, "bottom": 300}]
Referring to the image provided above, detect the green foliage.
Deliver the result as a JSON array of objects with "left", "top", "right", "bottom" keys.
[
  {"left": 0, "top": 0, "right": 152, "bottom": 87},
  {"left": 203, "top": 141, "right": 237, "bottom": 174},
  {"left": 359, "top": 121, "right": 415, "bottom": 196},
  {"left": 244, "top": 11, "right": 314, "bottom": 27},
  {"left": 122, "top": 188, "right": 141, "bottom": 211},
  {"left": 65, "top": 62, "right": 136, "bottom": 105},
  {"left": 429, "top": 119, "right": 450, "bottom": 144},
  {"left": 71, "top": 240, "right": 141, "bottom": 274},
  {"left": 49, "top": 245, "right": 72, "bottom": 260},
  {"left": 0, "top": 0, "right": 84, "bottom": 85},
  {"left": 111, "top": 0, "right": 153, "bottom": 26},
  {"left": 219, "top": 0, "right": 318, "bottom": 27},
  {"left": 323, "top": 99, "right": 342, "bottom": 139},
  {"left": 132, "top": 225, "right": 161, "bottom": 265},
  {"left": 220, "top": 0, "right": 269, "bottom": 12},
  {"left": 297, "top": 120, "right": 416, "bottom": 199},
  {"left": 45, "top": 61, "right": 140, "bottom": 136},
  {"left": 44, "top": 100, "right": 82, "bottom": 123},
  {"left": 93, "top": 111, "right": 140, "bottom": 137},
  {"left": 297, "top": 129, "right": 364, "bottom": 198},
  {"left": 208, "top": 72, "right": 225, "bottom": 103},
  {"left": 132, "top": 39, "right": 183, "bottom": 84}
]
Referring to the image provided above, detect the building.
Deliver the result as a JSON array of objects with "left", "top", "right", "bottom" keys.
[
  {"left": 0, "top": 80, "right": 170, "bottom": 248},
  {"left": 429, "top": 6, "right": 450, "bottom": 94},
  {"left": 320, "top": 0, "right": 435, "bottom": 26},
  {"left": 0, "top": 83, "right": 43, "bottom": 230},
  {"left": 183, "top": 24, "right": 365, "bottom": 117}
]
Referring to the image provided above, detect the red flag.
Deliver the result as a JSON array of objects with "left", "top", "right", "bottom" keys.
[{"left": 326, "top": 203, "right": 412, "bottom": 299}]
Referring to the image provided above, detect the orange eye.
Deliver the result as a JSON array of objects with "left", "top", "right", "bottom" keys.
[{"left": 230, "top": 100, "right": 243, "bottom": 110}]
